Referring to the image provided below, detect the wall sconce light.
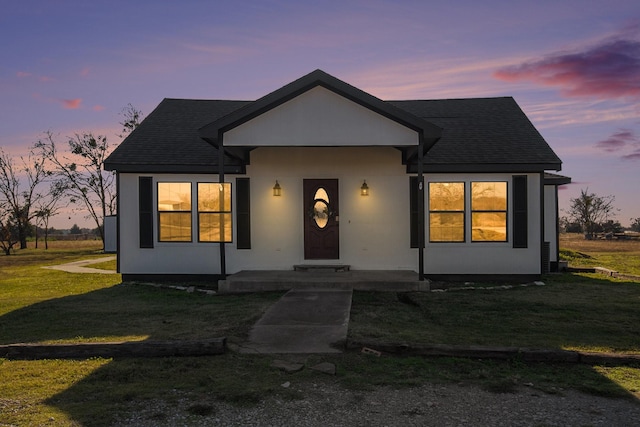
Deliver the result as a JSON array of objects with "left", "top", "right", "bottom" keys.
[
  {"left": 273, "top": 180, "right": 282, "bottom": 196},
  {"left": 360, "top": 180, "right": 369, "bottom": 196}
]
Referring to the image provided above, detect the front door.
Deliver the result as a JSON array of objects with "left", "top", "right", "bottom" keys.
[{"left": 304, "top": 179, "right": 339, "bottom": 259}]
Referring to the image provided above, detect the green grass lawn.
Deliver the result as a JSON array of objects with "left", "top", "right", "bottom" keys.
[
  {"left": 1, "top": 241, "right": 639, "bottom": 426},
  {"left": 348, "top": 278, "right": 640, "bottom": 353},
  {"left": 560, "top": 233, "right": 640, "bottom": 275}
]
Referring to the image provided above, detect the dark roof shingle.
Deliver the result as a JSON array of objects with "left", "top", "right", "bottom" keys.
[
  {"left": 390, "top": 97, "right": 561, "bottom": 172},
  {"left": 105, "top": 99, "right": 251, "bottom": 173},
  {"left": 105, "top": 95, "right": 562, "bottom": 173}
]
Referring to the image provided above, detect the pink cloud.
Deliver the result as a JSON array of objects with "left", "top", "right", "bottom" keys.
[
  {"left": 80, "top": 67, "right": 91, "bottom": 77},
  {"left": 16, "top": 71, "right": 32, "bottom": 78},
  {"left": 92, "top": 105, "right": 105, "bottom": 112},
  {"left": 494, "top": 37, "right": 640, "bottom": 100},
  {"left": 595, "top": 129, "right": 640, "bottom": 161},
  {"left": 61, "top": 98, "right": 82, "bottom": 109},
  {"left": 595, "top": 129, "right": 637, "bottom": 152}
]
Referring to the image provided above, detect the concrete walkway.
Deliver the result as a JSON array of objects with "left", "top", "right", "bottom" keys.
[
  {"left": 43, "top": 256, "right": 117, "bottom": 274},
  {"left": 241, "top": 288, "right": 353, "bottom": 354}
]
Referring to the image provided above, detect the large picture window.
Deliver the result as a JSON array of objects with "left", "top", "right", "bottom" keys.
[
  {"left": 198, "top": 183, "right": 232, "bottom": 242},
  {"left": 471, "top": 182, "right": 507, "bottom": 242},
  {"left": 429, "top": 182, "right": 465, "bottom": 242},
  {"left": 158, "top": 182, "right": 192, "bottom": 242}
]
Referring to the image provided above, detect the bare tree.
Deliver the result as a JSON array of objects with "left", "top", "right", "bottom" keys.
[
  {"left": 32, "top": 105, "right": 143, "bottom": 249},
  {"left": 33, "top": 181, "right": 66, "bottom": 249},
  {"left": 567, "top": 188, "right": 617, "bottom": 239},
  {"left": 0, "top": 148, "right": 49, "bottom": 249},
  {"left": 119, "top": 103, "right": 143, "bottom": 138},
  {"left": 34, "top": 131, "right": 115, "bottom": 246},
  {"left": 0, "top": 206, "right": 20, "bottom": 255}
]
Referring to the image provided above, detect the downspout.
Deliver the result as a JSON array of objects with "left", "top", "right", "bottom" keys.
[
  {"left": 554, "top": 183, "right": 560, "bottom": 272},
  {"left": 218, "top": 131, "right": 226, "bottom": 279},
  {"left": 418, "top": 133, "right": 425, "bottom": 281},
  {"left": 116, "top": 171, "right": 120, "bottom": 273},
  {"left": 539, "top": 172, "right": 545, "bottom": 275}
]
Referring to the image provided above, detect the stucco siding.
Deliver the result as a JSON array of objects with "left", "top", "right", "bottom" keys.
[
  {"left": 423, "top": 173, "right": 542, "bottom": 275},
  {"left": 226, "top": 147, "right": 415, "bottom": 271},
  {"left": 224, "top": 86, "right": 419, "bottom": 147},
  {"left": 117, "top": 154, "right": 545, "bottom": 276}
]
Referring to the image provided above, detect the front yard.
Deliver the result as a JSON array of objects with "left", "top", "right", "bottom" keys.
[{"left": 0, "top": 238, "right": 639, "bottom": 425}]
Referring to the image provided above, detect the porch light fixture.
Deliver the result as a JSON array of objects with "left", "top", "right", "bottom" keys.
[
  {"left": 273, "top": 180, "right": 282, "bottom": 196},
  {"left": 360, "top": 180, "right": 369, "bottom": 196}
]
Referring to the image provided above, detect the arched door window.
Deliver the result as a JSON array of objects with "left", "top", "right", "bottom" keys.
[{"left": 312, "top": 188, "right": 330, "bottom": 229}]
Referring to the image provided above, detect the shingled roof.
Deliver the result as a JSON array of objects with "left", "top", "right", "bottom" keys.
[
  {"left": 391, "top": 97, "right": 562, "bottom": 172},
  {"left": 105, "top": 99, "right": 252, "bottom": 173},
  {"left": 105, "top": 74, "right": 562, "bottom": 173}
]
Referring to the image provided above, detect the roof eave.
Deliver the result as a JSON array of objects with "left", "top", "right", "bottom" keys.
[
  {"left": 408, "top": 162, "right": 563, "bottom": 174},
  {"left": 104, "top": 163, "right": 246, "bottom": 174}
]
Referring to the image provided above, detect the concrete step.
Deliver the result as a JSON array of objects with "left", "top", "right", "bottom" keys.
[
  {"left": 293, "top": 264, "right": 350, "bottom": 272},
  {"left": 217, "top": 270, "right": 429, "bottom": 293}
]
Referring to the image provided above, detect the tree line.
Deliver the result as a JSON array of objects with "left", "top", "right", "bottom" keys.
[
  {"left": 4, "top": 114, "right": 638, "bottom": 254},
  {"left": 0, "top": 105, "right": 142, "bottom": 255},
  {"left": 562, "top": 188, "right": 640, "bottom": 239}
]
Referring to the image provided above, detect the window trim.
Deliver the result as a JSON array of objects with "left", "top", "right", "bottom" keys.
[
  {"left": 470, "top": 181, "right": 508, "bottom": 243},
  {"left": 197, "top": 182, "right": 233, "bottom": 243},
  {"left": 428, "top": 181, "right": 466, "bottom": 243},
  {"left": 157, "top": 182, "right": 193, "bottom": 243}
]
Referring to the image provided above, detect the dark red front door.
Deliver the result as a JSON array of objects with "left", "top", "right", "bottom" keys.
[{"left": 304, "top": 179, "right": 339, "bottom": 259}]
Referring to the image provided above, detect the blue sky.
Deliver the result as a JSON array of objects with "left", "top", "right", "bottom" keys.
[{"left": 1, "top": 0, "right": 639, "bottom": 227}]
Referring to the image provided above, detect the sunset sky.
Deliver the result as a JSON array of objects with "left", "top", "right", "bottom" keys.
[{"left": 2, "top": 0, "right": 639, "bottom": 228}]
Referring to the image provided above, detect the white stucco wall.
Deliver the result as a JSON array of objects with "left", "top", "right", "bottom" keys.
[
  {"left": 117, "top": 147, "right": 416, "bottom": 274},
  {"left": 118, "top": 173, "right": 221, "bottom": 275},
  {"left": 226, "top": 147, "right": 416, "bottom": 271},
  {"left": 224, "top": 86, "right": 419, "bottom": 147},
  {"left": 117, "top": 153, "right": 546, "bottom": 276},
  {"left": 423, "top": 173, "right": 543, "bottom": 275}
]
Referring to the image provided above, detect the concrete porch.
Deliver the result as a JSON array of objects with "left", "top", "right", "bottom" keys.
[{"left": 218, "top": 270, "right": 430, "bottom": 293}]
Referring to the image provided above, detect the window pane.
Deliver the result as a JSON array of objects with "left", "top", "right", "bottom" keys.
[
  {"left": 199, "top": 213, "right": 232, "bottom": 242},
  {"left": 159, "top": 212, "right": 191, "bottom": 241},
  {"left": 429, "top": 183, "right": 464, "bottom": 211},
  {"left": 472, "top": 212, "right": 507, "bottom": 241},
  {"left": 472, "top": 182, "right": 506, "bottom": 211},
  {"left": 430, "top": 213, "right": 464, "bottom": 242},
  {"left": 198, "top": 183, "right": 231, "bottom": 212},
  {"left": 314, "top": 188, "right": 329, "bottom": 203},
  {"left": 158, "top": 183, "right": 191, "bottom": 211}
]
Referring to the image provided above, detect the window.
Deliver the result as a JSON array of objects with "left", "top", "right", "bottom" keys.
[
  {"left": 471, "top": 182, "right": 507, "bottom": 242},
  {"left": 158, "top": 182, "right": 192, "bottom": 242},
  {"left": 198, "top": 182, "right": 232, "bottom": 242},
  {"left": 429, "top": 182, "right": 465, "bottom": 242}
]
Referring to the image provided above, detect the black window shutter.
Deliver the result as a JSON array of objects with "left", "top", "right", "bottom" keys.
[
  {"left": 410, "top": 176, "right": 419, "bottom": 248},
  {"left": 138, "top": 177, "right": 154, "bottom": 248},
  {"left": 513, "top": 175, "right": 528, "bottom": 248},
  {"left": 236, "top": 178, "right": 251, "bottom": 249}
]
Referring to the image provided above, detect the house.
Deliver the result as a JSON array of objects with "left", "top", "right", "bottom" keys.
[{"left": 104, "top": 69, "right": 570, "bottom": 284}]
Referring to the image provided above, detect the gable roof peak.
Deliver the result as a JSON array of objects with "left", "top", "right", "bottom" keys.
[{"left": 198, "top": 69, "right": 442, "bottom": 142}]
